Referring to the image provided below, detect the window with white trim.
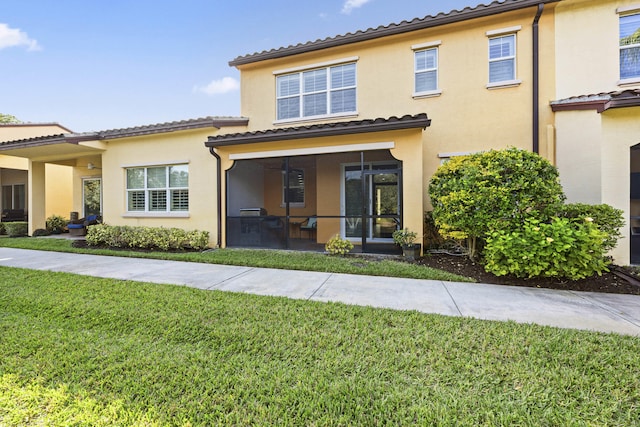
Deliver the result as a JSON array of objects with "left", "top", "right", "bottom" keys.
[
  {"left": 276, "top": 63, "right": 356, "bottom": 121},
  {"left": 620, "top": 13, "right": 640, "bottom": 80},
  {"left": 415, "top": 48, "right": 438, "bottom": 94},
  {"left": 282, "top": 168, "right": 305, "bottom": 207},
  {"left": 126, "top": 165, "right": 188, "bottom": 212},
  {"left": 488, "top": 34, "right": 516, "bottom": 83}
]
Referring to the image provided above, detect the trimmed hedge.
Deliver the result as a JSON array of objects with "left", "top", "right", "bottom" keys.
[
  {"left": 4, "top": 221, "right": 28, "bottom": 237},
  {"left": 85, "top": 224, "right": 210, "bottom": 251}
]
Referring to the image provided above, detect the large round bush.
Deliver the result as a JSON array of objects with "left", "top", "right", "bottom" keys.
[{"left": 428, "top": 148, "right": 565, "bottom": 258}]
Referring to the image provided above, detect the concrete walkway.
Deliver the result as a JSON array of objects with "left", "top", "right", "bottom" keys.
[{"left": 1, "top": 247, "right": 639, "bottom": 336}]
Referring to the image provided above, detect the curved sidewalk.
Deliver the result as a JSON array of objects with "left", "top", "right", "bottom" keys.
[{"left": 1, "top": 247, "right": 639, "bottom": 336}]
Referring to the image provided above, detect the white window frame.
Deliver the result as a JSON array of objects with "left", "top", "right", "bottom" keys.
[
  {"left": 281, "top": 168, "right": 305, "bottom": 208},
  {"left": 275, "top": 61, "right": 357, "bottom": 123},
  {"left": 82, "top": 177, "right": 102, "bottom": 217},
  {"left": 486, "top": 27, "right": 521, "bottom": 89},
  {"left": 124, "top": 164, "right": 189, "bottom": 217},
  {"left": 619, "top": 9, "right": 640, "bottom": 85},
  {"left": 412, "top": 40, "right": 442, "bottom": 98}
]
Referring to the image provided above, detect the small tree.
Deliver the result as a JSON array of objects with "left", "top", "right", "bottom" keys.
[
  {"left": 428, "top": 148, "right": 565, "bottom": 259},
  {"left": 0, "top": 114, "right": 21, "bottom": 124}
]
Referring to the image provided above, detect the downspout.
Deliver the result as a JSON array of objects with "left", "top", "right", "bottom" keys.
[
  {"left": 209, "top": 147, "right": 223, "bottom": 248},
  {"left": 532, "top": 3, "right": 544, "bottom": 154}
]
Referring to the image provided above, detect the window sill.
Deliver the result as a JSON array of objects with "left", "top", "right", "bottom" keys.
[
  {"left": 123, "top": 212, "right": 190, "bottom": 218},
  {"left": 618, "top": 77, "right": 640, "bottom": 87},
  {"left": 274, "top": 112, "right": 358, "bottom": 126},
  {"left": 413, "top": 90, "right": 442, "bottom": 99},
  {"left": 486, "top": 79, "right": 522, "bottom": 90}
]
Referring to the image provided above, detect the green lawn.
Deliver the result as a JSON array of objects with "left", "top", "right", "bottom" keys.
[
  {"left": 0, "top": 236, "right": 471, "bottom": 282},
  {"left": 1, "top": 267, "right": 639, "bottom": 425}
]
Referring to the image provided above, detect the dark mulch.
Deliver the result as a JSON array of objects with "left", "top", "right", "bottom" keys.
[{"left": 418, "top": 252, "right": 640, "bottom": 295}]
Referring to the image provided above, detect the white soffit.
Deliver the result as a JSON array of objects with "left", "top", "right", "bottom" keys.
[{"left": 229, "top": 141, "right": 395, "bottom": 160}]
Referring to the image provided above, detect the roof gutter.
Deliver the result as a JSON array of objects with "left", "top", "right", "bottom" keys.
[
  {"left": 532, "top": 3, "right": 544, "bottom": 154},
  {"left": 208, "top": 147, "right": 223, "bottom": 249}
]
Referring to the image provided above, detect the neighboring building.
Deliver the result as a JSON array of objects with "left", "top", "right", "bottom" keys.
[
  {"left": 0, "top": 118, "right": 248, "bottom": 242},
  {"left": 2, "top": 0, "right": 639, "bottom": 264},
  {"left": 551, "top": 0, "right": 640, "bottom": 265},
  {"left": 0, "top": 123, "right": 74, "bottom": 221}
]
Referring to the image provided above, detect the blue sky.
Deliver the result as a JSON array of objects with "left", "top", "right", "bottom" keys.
[{"left": 2, "top": 0, "right": 479, "bottom": 132}]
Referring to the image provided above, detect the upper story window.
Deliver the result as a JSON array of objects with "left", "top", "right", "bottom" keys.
[
  {"left": 620, "top": 12, "right": 640, "bottom": 81},
  {"left": 415, "top": 47, "right": 438, "bottom": 94},
  {"left": 126, "top": 164, "right": 188, "bottom": 213},
  {"left": 489, "top": 34, "right": 516, "bottom": 83},
  {"left": 276, "top": 62, "right": 356, "bottom": 121}
]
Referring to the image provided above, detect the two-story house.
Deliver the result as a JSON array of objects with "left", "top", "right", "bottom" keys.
[
  {"left": 551, "top": 0, "right": 640, "bottom": 265},
  {"left": 4, "top": 0, "right": 638, "bottom": 265},
  {"left": 206, "top": 0, "right": 559, "bottom": 252},
  {"left": 0, "top": 0, "right": 559, "bottom": 254}
]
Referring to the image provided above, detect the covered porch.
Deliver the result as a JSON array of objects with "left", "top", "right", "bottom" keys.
[
  {"left": 207, "top": 114, "right": 430, "bottom": 254},
  {"left": 0, "top": 134, "right": 105, "bottom": 234}
]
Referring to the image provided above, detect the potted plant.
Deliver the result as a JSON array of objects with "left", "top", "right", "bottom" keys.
[{"left": 392, "top": 228, "right": 421, "bottom": 260}]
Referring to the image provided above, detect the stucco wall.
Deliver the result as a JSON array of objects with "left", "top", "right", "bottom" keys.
[
  {"left": 100, "top": 127, "right": 245, "bottom": 247},
  {"left": 236, "top": 4, "right": 557, "bottom": 215},
  {"left": 555, "top": 110, "right": 603, "bottom": 204},
  {"left": 555, "top": 0, "right": 640, "bottom": 99}
]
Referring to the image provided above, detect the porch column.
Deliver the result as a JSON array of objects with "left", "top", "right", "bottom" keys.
[{"left": 28, "top": 160, "right": 46, "bottom": 235}]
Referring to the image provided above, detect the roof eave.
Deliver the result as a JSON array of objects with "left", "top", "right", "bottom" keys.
[
  {"left": 229, "top": 0, "right": 561, "bottom": 67},
  {"left": 206, "top": 114, "right": 430, "bottom": 148}
]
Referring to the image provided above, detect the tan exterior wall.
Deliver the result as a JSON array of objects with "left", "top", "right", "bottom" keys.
[
  {"left": 44, "top": 164, "right": 73, "bottom": 218},
  {"left": 237, "top": 5, "right": 557, "bottom": 215},
  {"left": 555, "top": 110, "right": 603, "bottom": 204},
  {"left": 0, "top": 124, "right": 73, "bottom": 223},
  {"left": 0, "top": 124, "right": 70, "bottom": 142},
  {"left": 555, "top": 0, "right": 640, "bottom": 99},
  {"left": 602, "top": 107, "right": 640, "bottom": 264},
  {"left": 100, "top": 126, "right": 246, "bottom": 247},
  {"left": 553, "top": 0, "right": 640, "bottom": 264},
  {"left": 215, "top": 128, "right": 424, "bottom": 247}
]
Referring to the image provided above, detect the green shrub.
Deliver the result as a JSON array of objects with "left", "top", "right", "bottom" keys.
[
  {"left": 483, "top": 217, "right": 609, "bottom": 280},
  {"left": 325, "top": 234, "right": 354, "bottom": 256},
  {"left": 0, "top": 222, "right": 5, "bottom": 235},
  {"left": 32, "top": 228, "right": 51, "bottom": 237},
  {"left": 4, "top": 222, "right": 28, "bottom": 237},
  {"left": 46, "top": 215, "right": 68, "bottom": 234},
  {"left": 429, "top": 148, "right": 565, "bottom": 258},
  {"left": 392, "top": 228, "right": 418, "bottom": 247},
  {"left": 86, "top": 224, "right": 210, "bottom": 251},
  {"left": 556, "top": 203, "right": 624, "bottom": 252}
]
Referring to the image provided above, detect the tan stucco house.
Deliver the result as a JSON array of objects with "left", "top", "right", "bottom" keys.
[
  {"left": 0, "top": 123, "right": 74, "bottom": 221},
  {"left": 1, "top": 0, "right": 639, "bottom": 264}
]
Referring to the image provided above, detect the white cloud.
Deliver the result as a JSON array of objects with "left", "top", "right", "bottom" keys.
[
  {"left": 0, "top": 23, "right": 41, "bottom": 51},
  {"left": 195, "top": 77, "right": 240, "bottom": 96},
  {"left": 341, "top": 0, "right": 372, "bottom": 14}
]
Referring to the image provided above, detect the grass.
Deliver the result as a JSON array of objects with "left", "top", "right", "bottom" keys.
[
  {"left": 0, "top": 267, "right": 639, "bottom": 425},
  {"left": 0, "top": 236, "right": 472, "bottom": 282}
]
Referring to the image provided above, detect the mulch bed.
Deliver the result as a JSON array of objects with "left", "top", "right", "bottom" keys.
[{"left": 418, "top": 252, "right": 640, "bottom": 295}]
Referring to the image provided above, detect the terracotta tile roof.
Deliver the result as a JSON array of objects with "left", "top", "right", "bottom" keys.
[
  {"left": 206, "top": 114, "right": 431, "bottom": 147},
  {"left": 98, "top": 116, "right": 248, "bottom": 139},
  {"left": 229, "top": 0, "right": 561, "bottom": 67},
  {"left": 551, "top": 89, "right": 640, "bottom": 112},
  {"left": 0, "top": 116, "right": 248, "bottom": 148}
]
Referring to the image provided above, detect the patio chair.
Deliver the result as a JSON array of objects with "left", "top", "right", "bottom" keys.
[
  {"left": 67, "top": 214, "right": 101, "bottom": 236},
  {"left": 300, "top": 217, "right": 317, "bottom": 240}
]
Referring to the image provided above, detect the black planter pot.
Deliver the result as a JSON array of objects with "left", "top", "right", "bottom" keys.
[{"left": 402, "top": 244, "right": 422, "bottom": 261}]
